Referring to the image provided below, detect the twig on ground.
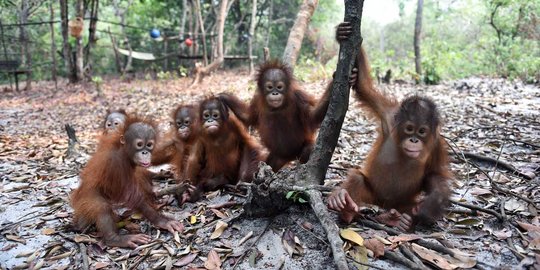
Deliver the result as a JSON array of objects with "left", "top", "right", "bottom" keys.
[
  {"left": 306, "top": 190, "right": 348, "bottom": 270},
  {"left": 450, "top": 199, "right": 503, "bottom": 221},
  {"left": 357, "top": 218, "right": 461, "bottom": 259},
  {"left": 78, "top": 243, "right": 89, "bottom": 270},
  {"left": 400, "top": 243, "right": 426, "bottom": 269},
  {"left": 384, "top": 250, "right": 423, "bottom": 270},
  {"left": 446, "top": 140, "right": 536, "bottom": 206},
  {"left": 453, "top": 151, "right": 533, "bottom": 180},
  {"left": 232, "top": 218, "right": 273, "bottom": 269},
  {"left": 294, "top": 219, "right": 328, "bottom": 245},
  {"left": 345, "top": 255, "right": 385, "bottom": 270},
  {"left": 207, "top": 201, "right": 240, "bottom": 209},
  {"left": 185, "top": 211, "right": 243, "bottom": 233},
  {"left": 505, "top": 238, "right": 525, "bottom": 260}
]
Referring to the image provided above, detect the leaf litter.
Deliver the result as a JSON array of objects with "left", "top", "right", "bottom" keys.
[{"left": 0, "top": 74, "right": 539, "bottom": 269}]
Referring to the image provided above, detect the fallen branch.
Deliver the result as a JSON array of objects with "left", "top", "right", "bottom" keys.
[
  {"left": 384, "top": 250, "right": 423, "bottom": 270},
  {"left": 450, "top": 198, "right": 503, "bottom": 221},
  {"left": 400, "top": 243, "right": 427, "bottom": 269},
  {"left": 459, "top": 151, "right": 533, "bottom": 180},
  {"left": 78, "top": 243, "right": 89, "bottom": 270},
  {"left": 445, "top": 139, "right": 537, "bottom": 207},
  {"left": 345, "top": 255, "right": 384, "bottom": 270},
  {"left": 207, "top": 201, "right": 240, "bottom": 209},
  {"left": 306, "top": 190, "right": 348, "bottom": 270}
]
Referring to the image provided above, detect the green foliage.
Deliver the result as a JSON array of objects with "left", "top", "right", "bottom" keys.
[
  {"left": 0, "top": 0, "right": 537, "bottom": 83},
  {"left": 91, "top": 76, "right": 103, "bottom": 84},
  {"left": 285, "top": 191, "right": 308, "bottom": 204}
]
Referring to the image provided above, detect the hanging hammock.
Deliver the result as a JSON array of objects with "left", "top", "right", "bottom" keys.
[{"left": 116, "top": 47, "right": 156, "bottom": 60}]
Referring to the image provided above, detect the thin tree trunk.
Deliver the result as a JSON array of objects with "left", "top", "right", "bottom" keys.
[
  {"left": 264, "top": 0, "right": 273, "bottom": 49},
  {"left": 19, "top": 0, "right": 32, "bottom": 90},
  {"left": 0, "top": 17, "right": 14, "bottom": 90},
  {"left": 180, "top": 0, "right": 189, "bottom": 64},
  {"left": 74, "top": 0, "right": 84, "bottom": 81},
  {"left": 107, "top": 28, "right": 122, "bottom": 73},
  {"left": 193, "top": 0, "right": 208, "bottom": 66},
  {"left": 49, "top": 0, "right": 58, "bottom": 89},
  {"left": 163, "top": 39, "right": 168, "bottom": 70},
  {"left": 84, "top": 0, "right": 99, "bottom": 78},
  {"left": 282, "top": 0, "right": 319, "bottom": 68},
  {"left": 302, "top": 0, "right": 364, "bottom": 186},
  {"left": 191, "top": 0, "right": 229, "bottom": 85},
  {"left": 414, "top": 0, "right": 423, "bottom": 80},
  {"left": 248, "top": 0, "right": 257, "bottom": 74},
  {"left": 60, "top": 0, "right": 74, "bottom": 82}
]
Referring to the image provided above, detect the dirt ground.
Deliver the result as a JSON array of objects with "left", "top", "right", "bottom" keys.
[{"left": 0, "top": 71, "right": 539, "bottom": 269}]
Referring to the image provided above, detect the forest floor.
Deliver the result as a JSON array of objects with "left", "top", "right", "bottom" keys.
[{"left": 0, "top": 71, "right": 539, "bottom": 270}]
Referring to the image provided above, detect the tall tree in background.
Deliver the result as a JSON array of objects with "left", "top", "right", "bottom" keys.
[
  {"left": 74, "top": 0, "right": 84, "bottom": 81},
  {"left": 282, "top": 0, "right": 319, "bottom": 67},
  {"left": 84, "top": 0, "right": 99, "bottom": 78},
  {"left": 414, "top": 0, "right": 423, "bottom": 81},
  {"left": 60, "top": 0, "right": 75, "bottom": 82},
  {"left": 248, "top": 0, "right": 257, "bottom": 74},
  {"left": 192, "top": 0, "right": 230, "bottom": 85},
  {"left": 49, "top": 0, "right": 57, "bottom": 89}
]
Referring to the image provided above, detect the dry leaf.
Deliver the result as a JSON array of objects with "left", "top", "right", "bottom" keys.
[
  {"left": 204, "top": 249, "right": 222, "bottom": 270},
  {"left": 412, "top": 243, "right": 456, "bottom": 270},
  {"left": 190, "top": 215, "right": 197, "bottom": 224},
  {"left": 388, "top": 234, "right": 421, "bottom": 243},
  {"left": 210, "top": 209, "right": 227, "bottom": 219},
  {"left": 493, "top": 228, "right": 512, "bottom": 240},
  {"left": 41, "top": 228, "right": 56, "bottom": 235},
  {"left": 340, "top": 228, "right": 364, "bottom": 246},
  {"left": 93, "top": 262, "right": 110, "bottom": 269},
  {"left": 517, "top": 221, "right": 540, "bottom": 233},
  {"left": 174, "top": 253, "right": 198, "bottom": 267},
  {"left": 364, "top": 238, "right": 385, "bottom": 258},
  {"left": 349, "top": 245, "right": 369, "bottom": 270},
  {"left": 210, "top": 220, "right": 228, "bottom": 240}
]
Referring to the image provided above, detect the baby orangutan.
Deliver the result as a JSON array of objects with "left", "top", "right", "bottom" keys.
[
  {"left": 328, "top": 22, "right": 452, "bottom": 231},
  {"left": 71, "top": 116, "right": 183, "bottom": 248}
]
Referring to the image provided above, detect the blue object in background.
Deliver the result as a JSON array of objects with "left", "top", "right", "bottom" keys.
[{"left": 150, "top": 29, "right": 161, "bottom": 39}]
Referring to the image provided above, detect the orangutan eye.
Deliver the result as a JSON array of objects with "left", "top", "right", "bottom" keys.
[
  {"left": 212, "top": 112, "right": 219, "bottom": 118},
  {"left": 405, "top": 125, "right": 414, "bottom": 133}
]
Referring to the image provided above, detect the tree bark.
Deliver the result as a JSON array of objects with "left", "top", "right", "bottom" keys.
[
  {"left": 191, "top": 0, "right": 229, "bottom": 85},
  {"left": 60, "top": 0, "right": 75, "bottom": 82},
  {"left": 49, "top": 0, "right": 58, "bottom": 90},
  {"left": 264, "top": 0, "right": 273, "bottom": 49},
  {"left": 282, "top": 0, "right": 319, "bottom": 68},
  {"left": 75, "top": 0, "right": 84, "bottom": 82},
  {"left": 414, "top": 0, "right": 423, "bottom": 80},
  {"left": 19, "top": 0, "right": 32, "bottom": 90},
  {"left": 300, "top": 0, "right": 364, "bottom": 186},
  {"left": 112, "top": 0, "right": 134, "bottom": 75},
  {"left": 84, "top": 0, "right": 99, "bottom": 78},
  {"left": 247, "top": 0, "right": 257, "bottom": 74},
  {"left": 193, "top": 0, "right": 208, "bottom": 66}
]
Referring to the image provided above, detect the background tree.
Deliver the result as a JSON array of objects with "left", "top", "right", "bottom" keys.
[
  {"left": 414, "top": 0, "right": 423, "bottom": 82},
  {"left": 282, "top": 0, "right": 319, "bottom": 67}
]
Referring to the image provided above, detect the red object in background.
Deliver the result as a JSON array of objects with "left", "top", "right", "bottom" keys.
[{"left": 185, "top": 38, "right": 193, "bottom": 47}]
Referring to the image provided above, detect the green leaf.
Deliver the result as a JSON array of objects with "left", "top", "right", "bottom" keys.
[{"left": 286, "top": 191, "right": 294, "bottom": 199}]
